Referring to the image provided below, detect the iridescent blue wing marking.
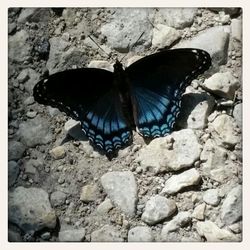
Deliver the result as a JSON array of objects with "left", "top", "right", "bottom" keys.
[
  {"left": 33, "top": 68, "right": 132, "bottom": 154},
  {"left": 126, "top": 48, "right": 211, "bottom": 138}
]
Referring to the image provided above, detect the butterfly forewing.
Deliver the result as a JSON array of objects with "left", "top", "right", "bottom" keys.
[
  {"left": 125, "top": 48, "right": 211, "bottom": 138},
  {"left": 33, "top": 68, "right": 132, "bottom": 154}
]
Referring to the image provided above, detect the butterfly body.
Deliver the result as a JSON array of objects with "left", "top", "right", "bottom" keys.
[{"left": 33, "top": 48, "right": 211, "bottom": 157}]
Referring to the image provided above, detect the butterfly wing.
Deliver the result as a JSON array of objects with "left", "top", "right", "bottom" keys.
[
  {"left": 33, "top": 68, "right": 132, "bottom": 154},
  {"left": 125, "top": 48, "right": 211, "bottom": 137}
]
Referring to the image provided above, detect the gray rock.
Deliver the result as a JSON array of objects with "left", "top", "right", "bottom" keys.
[
  {"left": 49, "top": 146, "right": 66, "bottom": 160},
  {"left": 202, "top": 72, "right": 240, "bottom": 100},
  {"left": 40, "top": 232, "right": 51, "bottom": 240},
  {"left": 177, "top": 26, "right": 230, "bottom": 65},
  {"left": 221, "top": 185, "right": 242, "bottom": 225},
  {"left": 24, "top": 96, "right": 35, "bottom": 106},
  {"left": 88, "top": 60, "right": 113, "bottom": 72},
  {"left": 210, "top": 114, "right": 239, "bottom": 147},
  {"left": 96, "top": 198, "right": 113, "bottom": 214},
  {"left": 233, "top": 103, "right": 242, "bottom": 128},
  {"left": 231, "top": 19, "right": 242, "bottom": 42},
  {"left": 8, "top": 161, "right": 20, "bottom": 187},
  {"left": 26, "top": 111, "right": 37, "bottom": 118},
  {"left": 196, "top": 220, "right": 239, "bottom": 241},
  {"left": 177, "top": 91, "right": 215, "bottom": 129},
  {"left": 8, "top": 187, "right": 57, "bottom": 233},
  {"left": 101, "top": 9, "right": 152, "bottom": 52},
  {"left": 64, "top": 119, "right": 85, "bottom": 141},
  {"left": 161, "top": 168, "right": 201, "bottom": 195},
  {"left": 8, "top": 229, "right": 22, "bottom": 242},
  {"left": 101, "top": 171, "right": 137, "bottom": 216},
  {"left": 91, "top": 225, "right": 124, "bottom": 242},
  {"left": 141, "top": 195, "right": 176, "bottom": 225},
  {"left": 161, "top": 211, "right": 192, "bottom": 240},
  {"left": 17, "top": 8, "right": 50, "bottom": 23},
  {"left": 152, "top": 24, "right": 181, "bottom": 48},
  {"left": 8, "top": 22, "right": 16, "bottom": 34},
  {"left": 128, "top": 226, "right": 153, "bottom": 242},
  {"left": 9, "top": 30, "right": 32, "bottom": 63},
  {"left": 59, "top": 228, "right": 86, "bottom": 242},
  {"left": 136, "top": 129, "right": 201, "bottom": 173},
  {"left": 23, "top": 68, "right": 41, "bottom": 94},
  {"left": 80, "top": 184, "right": 100, "bottom": 202},
  {"left": 203, "top": 189, "right": 220, "bottom": 206},
  {"left": 50, "top": 191, "right": 67, "bottom": 207},
  {"left": 192, "top": 203, "right": 206, "bottom": 220},
  {"left": 209, "top": 8, "right": 241, "bottom": 16},
  {"left": 155, "top": 8, "right": 197, "bottom": 29},
  {"left": 18, "top": 116, "right": 53, "bottom": 147},
  {"left": 8, "top": 140, "right": 26, "bottom": 161}
]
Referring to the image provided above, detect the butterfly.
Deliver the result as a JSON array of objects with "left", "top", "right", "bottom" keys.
[{"left": 33, "top": 48, "right": 211, "bottom": 158}]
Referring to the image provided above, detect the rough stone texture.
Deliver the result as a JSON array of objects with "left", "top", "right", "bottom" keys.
[
  {"left": 210, "top": 114, "right": 239, "bottom": 147},
  {"left": 64, "top": 119, "right": 85, "bottom": 141},
  {"left": 128, "top": 226, "right": 154, "bottom": 242},
  {"left": 96, "top": 198, "right": 113, "bottom": 214},
  {"left": 231, "top": 19, "right": 242, "bottom": 41},
  {"left": 8, "top": 161, "right": 20, "bottom": 187},
  {"left": 50, "top": 191, "right": 67, "bottom": 207},
  {"left": 22, "top": 68, "right": 41, "bottom": 95},
  {"left": 221, "top": 185, "right": 242, "bottom": 225},
  {"left": 233, "top": 103, "right": 242, "bottom": 128},
  {"left": 91, "top": 225, "right": 124, "bottom": 242},
  {"left": 80, "top": 184, "right": 100, "bottom": 202},
  {"left": 136, "top": 129, "right": 202, "bottom": 173},
  {"left": 8, "top": 187, "right": 57, "bottom": 233},
  {"left": 49, "top": 146, "right": 66, "bottom": 160},
  {"left": 196, "top": 221, "right": 239, "bottom": 241},
  {"left": 161, "top": 211, "right": 192, "bottom": 240},
  {"left": 176, "top": 26, "right": 230, "bottom": 65},
  {"left": 88, "top": 60, "right": 113, "bottom": 72},
  {"left": 59, "top": 228, "right": 86, "bottom": 242},
  {"left": 17, "top": 116, "right": 53, "bottom": 147},
  {"left": 154, "top": 8, "right": 197, "bottom": 29},
  {"left": 8, "top": 141, "right": 26, "bottom": 161},
  {"left": 101, "top": 9, "right": 152, "bottom": 52},
  {"left": 9, "top": 30, "right": 32, "bottom": 63},
  {"left": 101, "top": 171, "right": 137, "bottom": 216},
  {"left": 202, "top": 72, "right": 240, "bottom": 100},
  {"left": 203, "top": 189, "right": 221, "bottom": 206},
  {"left": 17, "top": 8, "right": 50, "bottom": 23},
  {"left": 177, "top": 91, "right": 215, "bottom": 129},
  {"left": 192, "top": 203, "right": 206, "bottom": 220},
  {"left": 141, "top": 195, "right": 176, "bottom": 225},
  {"left": 152, "top": 24, "right": 181, "bottom": 48},
  {"left": 161, "top": 168, "right": 201, "bottom": 195}
]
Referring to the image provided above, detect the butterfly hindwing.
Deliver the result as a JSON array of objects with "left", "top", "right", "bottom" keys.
[
  {"left": 126, "top": 48, "right": 211, "bottom": 138},
  {"left": 33, "top": 68, "right": 132, "bottom": 154}
]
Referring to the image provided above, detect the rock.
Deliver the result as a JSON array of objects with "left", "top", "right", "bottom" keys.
[
  {"left": 9, "top": 30, "right": 32, "bottom": 63},
  {"left": 8, "top": 141, "right": 26, "bottom": 161},
  {"left": 141, "top": 195, "right": 176, "bottom": 225},
  {"left": 64, "top": 119, "right": 85, "bottom": 140},
  {"left": 231, "top": 19, "right": 242, "bottom": 42},
  {"left": 23, "top": 69, "right": 41, "bottom": 94},
  {"left": 202, "top": 72, "right": 240, "bottom": 100},
  {"left": 8, "top": 22, "right": 16, "bottom": 34},
  {"left": 136, "top": 129, "right": 201, "bottom": 173},
  {"left": 8, "top": 229, "right": 22, "bottom": 242},
  {"left": 233, "top": 103, "right": 242, "bottom": 128},
  {"left": 161, "top": 211, "right": 192, "bottom": 240},
  {"left": 192, "top": 203, "right": 206, "bottom": 220},
  {"left": 26, "top": 111, "right": 37, "bottom": 118},
  {"left": 8, "top": 187, "right": 57, "bottom": 233},
  {"left": 50, "top": 146, "right": 66, "bottom": 160},
  {"left": 101, "top": 9, "right": 152, "bottom": 52},
  {"left": 221, "top": 185, "right": 242, "bottom": 225},
  {"left": 40, "top": 232, "right": 51, "bottom": 240},
  {"left": 80, "top": 184, "right": 100, "bottom": 202},
  {"left": 101, "top": 171, "right": 137, "bottom": 216},
  {"left": 91, "top": 225, "right": 124, "bottom": 242},
  {"left": 196, "top": 221, "right": 239, "bottom": 241},
  {"left": 209, "top": 8, "right": 241, "bottom": 16},
  {"left": 152, "top": 24, "right": 181, "bottom": 48},
  {"left": 210, "top": 114, "right": 239, "bottom": 147},
  {"left": 177, "top": 91, "right": 215, "bottom": 129},
  {"left": 177, "top": 26, "right": 230, "bottom": 66},
  {"left": 17, "top": 116, "right": 53, "bottom": 147},
  {"left": 88, "top": 60, "right": 113, "bottom": 72},
  {"left": 8, "top": 161, "right": 20, "bottom": 187},
  {"left": 96, "top": 198, "right": 113, "bottom": 214},
  {"left": 50, "top": 191, "right": 67, "bottom": 207},
  {"left": 203, "top": 189, "right": 220, "bottom": 206},
  {"left": 17, "top": 8, "right": 50, "bottom": 23},
  {"left": 161, "top": 168, "right": 201, "bottom": 195},
  {"left": 17, "top": 69, "right": 29, "bottom": 83},
  {"left": 155, "top": 8, "right": 197, "bottom": 29},
  {"left": 128, "top": 226, "right": 154, "bottom": 242},
  {"left": 59, "top": 228, "right": 85, "bottom": 242}
]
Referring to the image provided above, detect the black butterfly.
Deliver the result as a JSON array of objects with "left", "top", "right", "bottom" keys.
[{"left": 33, "top": 48, "right": 211, "bottom": 158}]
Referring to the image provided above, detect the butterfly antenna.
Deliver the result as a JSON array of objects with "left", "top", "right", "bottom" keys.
[
  {"left": 129, "top": 31, "right": 145, "bottom": 51},
  {"left": 88, "top": 35, "right": 110, "bottom": 58}
]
